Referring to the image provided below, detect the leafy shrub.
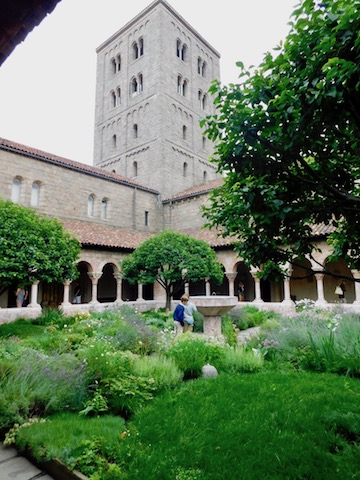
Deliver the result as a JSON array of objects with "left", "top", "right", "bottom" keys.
[
  {"left": 0, "top": 347, "right": 88, "bottom": 427},
  {"left": 193, "top": 310, "right": 204, "bottom": 333},
  {"left": 216, "top": 347, "right": 264, "bottom": 374},
  {"left": 78, "top": 342, "right": 135, "bottom": 382},
  {"left": 80, "top": 351, "right": 182, "bottom": 418},
  {"left": 164, "top": 335, "right": 225, "bottom": 379},
  {"left": 104, "top": 374, "right": 157, "bottom": 418},
  {"left": 132, "top": 354, "right": 183, "bottom": 390},
  {"left": 30, "top": 308, "right": 68, "bottom": 326},
  {"left": 260, "top": 311, "right": 360, "bottom": 376},
  {"left": 92, "top": 307, "right": 158, "bottom": 354},
  {"left": 221, "top": 316, "right": 238, "bottom": 347},
  {"left": 142, "top": 308, "right": 172, "bottom": 330},
  {"left": 224, "top": 306, "right": 272, "bottom": 331}
]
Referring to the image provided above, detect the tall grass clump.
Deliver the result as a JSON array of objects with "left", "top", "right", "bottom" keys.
[
  {"left": 216, "top": 347, "right": 264, "bottom": 374},
  {"left": 78, "top": 346, "right": 182, "bottom": 418},
  {"left": 224, "top": 305, "right": 277, "bottom": 331},
  {"left": 0, "top": 344, "right": 88, "bottom": 428},
  {"left": 257, "top": 309, "right": 360, "bottom": 376},
  {"left": 164, "top": 334, "right": 225, "bottom": 379},
  {"left": 90, "top": 307, "right": 158, "bottom": 354}
]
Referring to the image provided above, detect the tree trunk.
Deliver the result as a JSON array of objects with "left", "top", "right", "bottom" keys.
[{"left": 166, "top": 292, "right": 172, "bottom": 311}]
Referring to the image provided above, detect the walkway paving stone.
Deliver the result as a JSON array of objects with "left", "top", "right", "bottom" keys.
[{"left": 0, "top": 442, "right": 54, "bottom": 479}]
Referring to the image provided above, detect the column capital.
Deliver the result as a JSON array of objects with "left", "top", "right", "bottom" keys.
[
  {"left": 225, "top": 272, "right": 237, "bottom": 282},
  {"left": 88, "top": 272, "right": 102, "bottom": 283}
]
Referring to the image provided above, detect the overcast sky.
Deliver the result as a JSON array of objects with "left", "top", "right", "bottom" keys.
[{"left": 0, "top": 0, "right": 296, "bottom": 165}]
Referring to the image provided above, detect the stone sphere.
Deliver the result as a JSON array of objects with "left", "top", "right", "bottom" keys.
[{"left": 202, "top": 364, "right": 218, "bottom": 378}]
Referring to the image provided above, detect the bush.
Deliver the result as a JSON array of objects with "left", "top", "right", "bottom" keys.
[
  {"left": 142, "top": 308, "right": 172, "bottom": 330},
  {"left": 217, "top": 347, "right": 264, "bottom": 374},
  {"left": 164, "top": 335, "right": 225, "bottom": 379},
  {"left": 103, "top": 307, "right": 157, "bottom": 354},
  {"left": 30, "top": 308, "right": 67, "bottom": 326},
  {"left": 224, "top": 306, "right": 273, "bottom": 331},
  {"left": 0, "top": 347, "right": 88, "bottom": 428},
  {"left": 79, "top": 349, "right": 182, "bottom": 418},
  {"left": 221, "top": 316, "right": 238, "bottom": 347},
  {"left": 193, "top": 310, "right": 204, "bottom": 333},
  {"left": 259, "top": 311, "right": 360, "bottom": 376},
  {"left": 132, "top": 355, "right": 183, "bottom": 390},
  {"left": 78, "top": 343, "right": 135, "bottom": 382}
]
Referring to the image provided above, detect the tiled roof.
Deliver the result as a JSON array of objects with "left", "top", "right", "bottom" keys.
[
  {"left": 59, "top": 219, "right": 233, "bottom": 250},
  {"left": 60, "top": 219, "right": 153, "bottom": 250},
  {"left": 57, "top": 218, "right": 333, "bottom": 252},
  {"left": 311, "top": 223, "right": 335, "bottom": 236},
  {"left": 165, "top": 177, "right": 224, "bottom": 202},
  {"left": 181, "top": 227, "right": 235, "bottom": 248},
  {"left": 1, "top": 0, "right": 62, "bottom": 66},
  {"left": 0, "top": 137, "right": 159, "bottom": 194}
]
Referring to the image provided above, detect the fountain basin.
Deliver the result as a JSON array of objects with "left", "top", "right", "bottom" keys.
[{"left": 192, "top": 296, "right": 238, "bottom": 336}]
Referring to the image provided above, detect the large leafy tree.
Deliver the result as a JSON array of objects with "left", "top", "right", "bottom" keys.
[
  {"left": 120, "top": 230, "right": 224, "bottom": 309},
  {"left": 0, "top": 199, "right": 81, "bottom": 288},
  {"left": 201, "top": 0, "right": 360, "bottom": 278}
]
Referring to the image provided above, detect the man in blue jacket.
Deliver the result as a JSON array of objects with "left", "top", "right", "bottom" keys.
[{"left": 173, "top": 298, "right": 185, "bottom": 335}]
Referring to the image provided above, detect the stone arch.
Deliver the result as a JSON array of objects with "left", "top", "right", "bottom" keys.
[
  {"left": 73, "top": 261, "right": 93, "bottom": 304},
  {"left": 98, "top": 263, "right": 117, "bottom": 303},
  {"left": 122, "top": 279, "right": 137, "bottom": 301},
  {"left": 290, "top": 257, "right": 316, "bottom": 302},
  {"left": 39, "top": 280, "right": 64, "bottom": 309},
  {"left": 324, "top": 257, "right": 355, "bottom": 303},
  {"left": 235, "top": 261, "right": 254, "bottom": 302},
  {"left": 210, "top": 264, "right": 229, "bottom": 295}
]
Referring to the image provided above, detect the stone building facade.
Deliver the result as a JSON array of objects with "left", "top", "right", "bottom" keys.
[{"left": 1, "top": 0, "right": 360, "bottom": 321}]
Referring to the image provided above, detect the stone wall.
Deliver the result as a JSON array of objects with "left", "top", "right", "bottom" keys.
[{"left": 0, "top": 147, "right": 161, "bottom": 232}]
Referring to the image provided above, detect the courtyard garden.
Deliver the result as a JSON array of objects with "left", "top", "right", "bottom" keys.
[{"left": 0, "top": 304, "right": 359, "bottom": 480}]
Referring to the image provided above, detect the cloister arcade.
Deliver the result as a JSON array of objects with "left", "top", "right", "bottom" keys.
[{"left": 1, "top": 243, "right": 360, "bottom": 323}]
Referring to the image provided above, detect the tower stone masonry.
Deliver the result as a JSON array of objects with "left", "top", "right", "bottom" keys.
[{"left": 93, "top": 0, "right": 222, "bottom": 198}]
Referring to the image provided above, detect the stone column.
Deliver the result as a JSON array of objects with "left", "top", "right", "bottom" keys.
[
  {"left": 282, "top": 265, "right": 294, "bottom": 305},
  {"left": 225, "top": 272, "right": 237, "bottom": 297},
  {"left": 253, "top": 277, "right": 263, "bottom": 303},
  {"left": 205, "top": 278, "right": 211, "bottom": 296},
  {"left": 351, "top": 269, "right": 360, "bottom": 304},
  {"left": 88, "top": 272, "right": 102, "bottom": 304},
  {"left": 28, "top": 281, "right": 40, "bottom": 308},
  {"left": 250, "top": 269, "right": 263, "bottom": 303},
  {"left": 137, "top": 283, "right": 144, "bottom": 302},
  {"left": 113, "top": 273, "right": 123, "bottom": 303},
  {"left": 61, "top": 280, "right": 72, "bottom": 306},
  {"left": 184, "top": 282, "right": 189, "bottom": 296},
  {"left": 314, "top": 271, "right": 327, "bottom": 305}
]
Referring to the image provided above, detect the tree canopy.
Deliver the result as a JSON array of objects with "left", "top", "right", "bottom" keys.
[
  {"left": 120, "top": 230, "right": 224, "bottom": 309},
  {"left": 201, "top": 0, "right": 360, "bottom": 278},
  {"left": 0, "top": 199, "right": 81, "bottom": 287}
]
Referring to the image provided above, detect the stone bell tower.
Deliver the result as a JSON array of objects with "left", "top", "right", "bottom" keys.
[{"left": 93, "top": 0, "right": 222, "bottom": 198}]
